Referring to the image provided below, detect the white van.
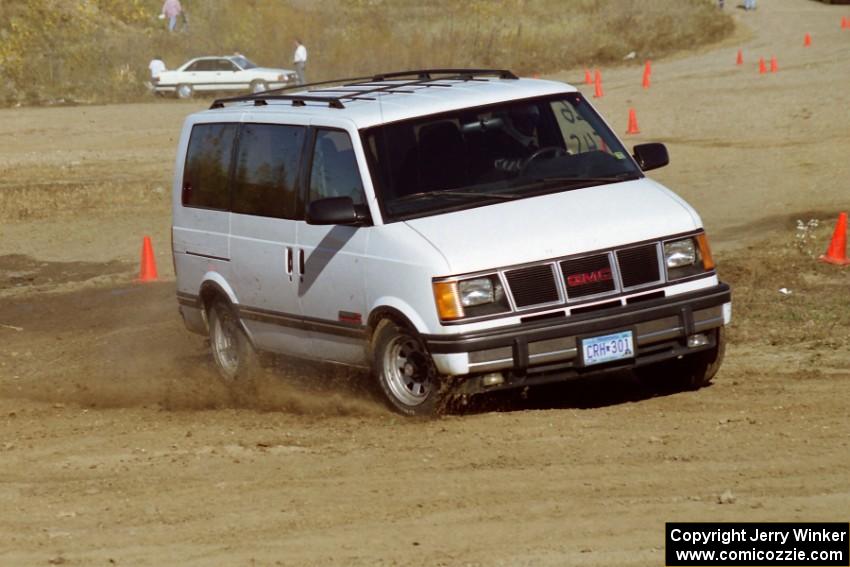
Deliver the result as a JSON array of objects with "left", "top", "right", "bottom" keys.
[{"left": 171, "top": 69, "right": 731, "bottom": 416}]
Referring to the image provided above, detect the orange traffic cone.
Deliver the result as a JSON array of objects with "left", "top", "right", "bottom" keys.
[
  {"left": 804, "top": 32, "right": 812, "bottom": 47},
  {"left": 842, "top": 16, "right": 849, "bottom": 29},
  {"left": 770, "top": 56, "right": 778, "bottom": 73},
  {"left": 642, "top": 60, "right": 651, "bottom": 89},
  {"left": 819, "top": 213, "right": 850, "bottom": 266},
  {"left": 584, "top": 69, "right": 593, "bottom": 85},
  {"left": 736, "top": 49, "right": 743, "bottom": 65},
  {"left": 626, "top": 108, "right": 640, "bottom": 134},
  {"left": 138, "top": 236, "right": 159, "bottom": 282},
  {"left": 758, "top": 57, "right": 767, "bottom": 74},
  {"left": 593, "top": 69, "right": 604, "bottom": 98}
]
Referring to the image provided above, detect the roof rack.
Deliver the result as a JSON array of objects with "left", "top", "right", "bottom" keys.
[{"left": 209, "top": 68, "right": 519, "bottom": 110}]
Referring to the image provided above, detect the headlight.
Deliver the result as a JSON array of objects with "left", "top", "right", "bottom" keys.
[
  {"left": 433, "top": 275, "right": 509, "bottom": 321},
  {"left": 664, "top": 239, "right": 696, "bottom": 268},
  {"left": 459, "top": 277, "right": 496, "bottom": 307},
  {"left": 664, "top": 233, "right": 715, "bottom": 280}
]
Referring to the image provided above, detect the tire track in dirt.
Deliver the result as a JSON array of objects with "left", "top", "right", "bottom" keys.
[{"left": 2, "top": 1, "right": 850, "bottom": 565}]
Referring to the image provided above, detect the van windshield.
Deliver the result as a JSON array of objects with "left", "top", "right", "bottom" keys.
[{"left": 362, "top": 93, "right": 642, "bottom": 222}]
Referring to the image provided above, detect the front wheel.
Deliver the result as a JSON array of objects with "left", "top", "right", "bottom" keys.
[
  {"left": 635, "top": 327, "right": 726, "bottom": 392},
  {"left": 372, "top": 320, "right": 443, "bottom": 416},
  {"left": 208, "top": 300, "right": 258, "bottom": 383},
  {"left": 250, "top": 80, "right": 268, "bottom": 94}
]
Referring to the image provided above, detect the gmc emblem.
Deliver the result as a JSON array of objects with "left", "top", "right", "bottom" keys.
[{"left": 566, "top": 268, "right": 613, "bottom": 287}]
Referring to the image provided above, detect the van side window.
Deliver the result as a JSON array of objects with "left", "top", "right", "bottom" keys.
[
  {"left": 231, "top": 123, "right": 305, "bottom": 219},
  {"left": 183, "top": 123, "right": 237, "bottom": 210},
  {"left": 308, "top": 130, "right": 365, "bottom": 206}
]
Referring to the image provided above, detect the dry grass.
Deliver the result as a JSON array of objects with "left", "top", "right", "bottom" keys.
[
  {"left": 721, "top": 220, "right": 850, "bottom": 350},
  {"left": 0, "top": 178, "right": 167, "bottom": 221},
  {"left": 0, "top": 0, "right": 732, "bottom": 105}
]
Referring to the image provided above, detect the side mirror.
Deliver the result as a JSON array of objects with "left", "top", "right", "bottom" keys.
[
  {"left": 632, "top": 143, "right": 669, "bottom": 172},
  {"left": 306, "top": 197, "right": 369, "bottom": 226}
]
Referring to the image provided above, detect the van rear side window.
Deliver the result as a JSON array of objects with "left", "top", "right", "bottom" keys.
[
  {"left": 231, "top": 123, "right": 305, "bottom": 219},
  {"left": 182, "top": 123, "right": 237, "bottom": 210}
]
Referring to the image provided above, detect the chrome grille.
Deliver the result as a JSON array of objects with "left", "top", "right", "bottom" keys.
[
  {"left": 617, "top": 244, "right": 661, "bottom": 288},
  {"left": 560, "top": 253, "right": 616, "bottom": 299},
  {"left": 500, "top": 241, "right": 667, "bottom": 311},
  {"left": 505, "top": 264, "right": 559, "bottom": 308}
]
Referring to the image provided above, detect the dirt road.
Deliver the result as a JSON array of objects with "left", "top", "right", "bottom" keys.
[{"left": 1, "top": 1, "right": 849, "bottom": 565}]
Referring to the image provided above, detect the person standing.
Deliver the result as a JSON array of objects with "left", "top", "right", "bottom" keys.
[
  {"left": 148, "top": 56, "right": 166, "bottom": 81},
  {"left": 293, "top": 38, "right": 307, "bottom": 86},
  {"left": 161, "top": 0, "right": 183, "bottom": 32}
]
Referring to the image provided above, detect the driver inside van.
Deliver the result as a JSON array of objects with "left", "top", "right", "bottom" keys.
[{"left": 492, "top": 104, "right": 541, "bottom": 174}]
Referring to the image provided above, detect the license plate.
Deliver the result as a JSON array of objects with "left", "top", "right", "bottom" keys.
[{"left": 581, "top": 330, "right": 635, "bottom": 366}]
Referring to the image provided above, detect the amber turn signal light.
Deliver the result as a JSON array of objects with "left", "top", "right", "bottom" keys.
[
  {"left": 432, "top": 281, "right": 464, "bottom": 321},
  {"left": 697, "top": 233, "right": 715, "bottom": 271}
]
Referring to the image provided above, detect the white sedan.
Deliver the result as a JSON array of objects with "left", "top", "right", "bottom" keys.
[{"left": 153, "top": 55, "right": 297, "bottom": 99}]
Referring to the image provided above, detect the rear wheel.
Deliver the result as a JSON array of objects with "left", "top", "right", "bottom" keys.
[
  {"left": 635, "top": 327, "right": 726, "bottom": 392},
  {"left": 176, "top": 84, "right": 193, "bottom": 99},
  {"left": 208, "top": 300, "right": 258, "bottom": 383},
  {"left": 372, "top": 320, "right": 443, "bottom": 416}
]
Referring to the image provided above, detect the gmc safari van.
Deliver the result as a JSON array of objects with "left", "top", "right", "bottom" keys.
[{"left": 171, "top": 69, "right": 731, "bottom": 416}]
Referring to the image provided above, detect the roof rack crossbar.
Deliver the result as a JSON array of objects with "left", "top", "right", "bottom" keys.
[
  {"left": 210, "top": 74, "right": 375, "bottom": 108},
  {"left": 211, "top": 97, "right": 341, "bottom": 109},
  {"left": 310, "top": 74, "right": 481, "bottom": 99},
  {"left": 370, "top": 68, "right": 518, "bottom": 81},
  {"left": 308, "top": 87, "right": 416, "bottom": 95},
  {"left": 209, "top": 68, "right": 519, "bottom": 109},
  {"left": 337, "top": 81, "right": 451, "bottom": 89},
  {"left": 279, "top": 95, "right": 346, "bottom": 109}
]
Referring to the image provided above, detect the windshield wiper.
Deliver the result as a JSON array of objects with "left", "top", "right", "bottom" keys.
[
  {"left": 515, "top": 173, "right": 639, "bottom": 194},
  {"left": 533, "top": 172, "right": 641, "bottom": 185},
  {"left": 392, "top": 189, "right": 521, "bottom": 204}
]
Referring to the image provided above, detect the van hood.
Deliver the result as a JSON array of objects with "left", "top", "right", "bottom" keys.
[{"left": 403, "top": 178, "right": 701, "bottom": 274}]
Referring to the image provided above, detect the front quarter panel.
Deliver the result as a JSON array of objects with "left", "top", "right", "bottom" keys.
[{"left": 365, "top": 223, "right": 449, "bottom": 335}]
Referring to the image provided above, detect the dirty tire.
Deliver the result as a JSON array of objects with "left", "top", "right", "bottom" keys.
[
  {"left": 372, "top": 320, "right": 443, "bottom": 417},
  {"left": 635, "top": 327, "right": 726, "bottom": 392},
  {"left": 208, "top": 300, "right": 259, "bottom": 384}
]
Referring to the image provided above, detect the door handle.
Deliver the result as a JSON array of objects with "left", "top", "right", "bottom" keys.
[
  {"left": 298, "top": 249, "right": 305, "bottom": 280},
  {"left": 285, "top": 247, "right": 293, "bottom": 280},
  {"left": 181, "top": 182, "right": 192, "bottom": 205}
]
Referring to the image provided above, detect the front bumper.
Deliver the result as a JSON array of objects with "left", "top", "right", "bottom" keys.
[{"left": 424, "top": 283, "right": 731, "bottom": 394}]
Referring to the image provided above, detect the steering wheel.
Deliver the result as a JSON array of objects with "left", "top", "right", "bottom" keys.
[{"left": 519, "top": 146, "right": 568, "bottom": 176}]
